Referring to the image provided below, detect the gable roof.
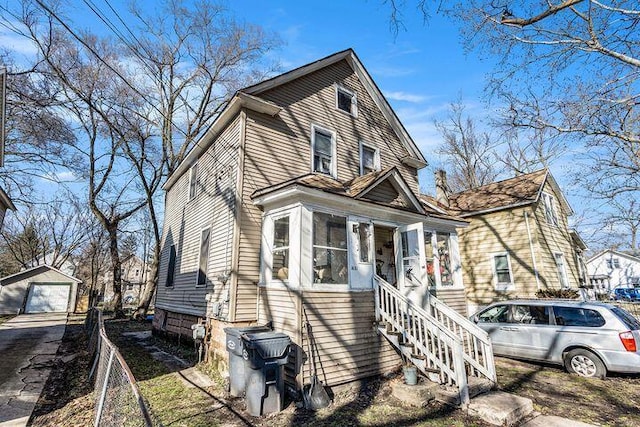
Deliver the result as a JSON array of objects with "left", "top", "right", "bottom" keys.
[
  {"left": 587, "top": 249, "right": 640, "bottom": 265},
  {"left": 447, "top": 169, "right": 573, "bottom": 217},
  {"left": 0, "top": 264, "right": 82, "bottom": 285},
  {"left": 252, "top": 167, "right": 466, "bottom": 224},
  {"left": 164, "top": 49, "right": 428, "bottom": 191},
  {"left": 243, "top": 49, "right": 426, "bottom": 169}
]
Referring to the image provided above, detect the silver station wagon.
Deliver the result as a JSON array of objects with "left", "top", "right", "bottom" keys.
[{"left": 471, "top": 300, "right": 640, "bottom": 378}]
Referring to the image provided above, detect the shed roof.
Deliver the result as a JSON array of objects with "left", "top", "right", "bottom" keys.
[{"left": 0, "top": 265, "right": 82, "bottom": 285}]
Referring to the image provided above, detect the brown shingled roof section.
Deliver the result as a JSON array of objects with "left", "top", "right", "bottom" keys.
[{"left": 448, "top": 169, "right": 547, "bottom": 215}]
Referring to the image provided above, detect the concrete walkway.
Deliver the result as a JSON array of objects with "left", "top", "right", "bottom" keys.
[{"left": 0, "top": 313, "right": 67, "bottom": 427}]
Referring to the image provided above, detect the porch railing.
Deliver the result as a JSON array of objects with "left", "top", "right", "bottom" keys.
[
  {"left": 374, "top": 276, "right": 496, "bottom": 405},
  {"left": 427, "top": 294, "right": 496, "bottom": 382}
]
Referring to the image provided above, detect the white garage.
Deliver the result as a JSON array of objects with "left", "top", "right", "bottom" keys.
[{"left": 0, "top": 265, "right": 81, "bottom": 315}]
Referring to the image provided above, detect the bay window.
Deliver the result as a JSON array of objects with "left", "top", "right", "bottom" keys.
[{"left": 313, "top": 212, "right": 348, "bottom": 284}]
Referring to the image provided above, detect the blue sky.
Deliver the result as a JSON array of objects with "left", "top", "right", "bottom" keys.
[{"left": 3, "top": 0, "right": 602, "bottom": 239}]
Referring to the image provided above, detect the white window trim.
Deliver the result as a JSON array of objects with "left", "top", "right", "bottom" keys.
[
  {"left": 310, "top": 124, "right": 337, "bottom": 178},
  {"left": 554, "top": 252, "right": 570, "bottom": 289},
  {"left": 335, "top": 84, "right": 357, "bottom": 117},
  {"left": 195, "top": 226, "right": 210, "bottom": 288},
  {"left": 491, "top": 251, "right": 515, "bottom": 291},
  {"left": 188, "top": 163, "right": 198, "bottom": 201},
  {"left": 359, "top": 141, "right": 380, "bottom": 175},
  {"left": 541, "top": 192, "right": 558, "bottom": 226},
  {"left": 309, "top": 208, "right": 350, "bottom": 291},
  {"left": 267, "top": 213, "right": 291, "bottom": 285},
  {"left": 260, "top": 206, "right": 301, "bottom": 288}
]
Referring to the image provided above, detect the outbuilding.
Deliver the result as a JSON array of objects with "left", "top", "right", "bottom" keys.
[{"left": 0, "top": 265, "right": 81, "bottom": 314}]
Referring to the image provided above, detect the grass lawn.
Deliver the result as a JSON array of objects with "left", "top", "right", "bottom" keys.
[{"left": 495, "top": 357, "right": 640, "bottom": 426}]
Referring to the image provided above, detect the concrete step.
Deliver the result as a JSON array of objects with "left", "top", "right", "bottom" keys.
[
  {"left": 391, "top": 379, "right": 439, "bottom": 407},
  {"left": 467, "top": 391, "right": 534, "bottom": 426},
  {"left": 520, "top": 414, "right": 597, "bottom": 427}
]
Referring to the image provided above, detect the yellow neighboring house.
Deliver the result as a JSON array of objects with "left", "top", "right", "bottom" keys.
[{"left": 431, "top": 169, "right": 589, "bottom": 315}]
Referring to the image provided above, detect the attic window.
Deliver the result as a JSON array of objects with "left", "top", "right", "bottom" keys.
[
  {"left": 336, "top": 86, "right": 357, "bottom": 116},
  {"left": 541, "top": 192, "right": 558, "bottom": 226},
  {"left": 189, "top": 163, "right": 198, "bottom": 200}
]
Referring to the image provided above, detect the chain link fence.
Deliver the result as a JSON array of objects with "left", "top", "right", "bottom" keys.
[{"left": 85, "top": 309, "right": 154, "bottom": 427}]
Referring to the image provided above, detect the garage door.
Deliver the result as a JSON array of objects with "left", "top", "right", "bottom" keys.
[{"left": 25, "top": 283, "right": 71, "bottom": 313}]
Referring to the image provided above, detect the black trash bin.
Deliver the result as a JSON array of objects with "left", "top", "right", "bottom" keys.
[
  {"left": 241, "top": 331, "right": 291, "bottom": 416},
  {"left": 224, "top": 325, "right": 271, "bottom": 397}
]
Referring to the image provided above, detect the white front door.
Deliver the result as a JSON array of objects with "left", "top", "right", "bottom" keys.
[
  {"left": 348, "top": 218, "right": 374, "bottom": 289},
  {"left": 395, "top": 223, "right": 430, "bottom": 309}
]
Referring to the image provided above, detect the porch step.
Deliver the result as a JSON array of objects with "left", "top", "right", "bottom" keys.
[
  {"left": 467, "top": 391, "right": 533, "bottom": 426},
  {"left": 391, "top": 379, "right": 439, "bottom": 407},
  {"left": 435, "top": 376, "right": 494, "bottom": 406}
]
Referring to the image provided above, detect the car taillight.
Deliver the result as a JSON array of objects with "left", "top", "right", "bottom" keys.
[{"left": 619, "top": 331, "right": 637, "bottom": 352}]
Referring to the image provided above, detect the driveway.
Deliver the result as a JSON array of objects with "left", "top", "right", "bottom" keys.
[{"left": 0, "top": 313, "right": 67, "bottom": 427}]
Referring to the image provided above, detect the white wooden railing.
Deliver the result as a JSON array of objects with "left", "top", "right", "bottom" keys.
[
  {"left": 374, "top": 276, "right": 496, "bottom": 405},
  {"left": 427, "top": 295, "right": 496, "bottom": 382}
]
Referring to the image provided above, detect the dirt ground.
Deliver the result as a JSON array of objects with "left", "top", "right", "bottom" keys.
[{"left": 28, "top": 316, "right": 640, "bottom": 426}]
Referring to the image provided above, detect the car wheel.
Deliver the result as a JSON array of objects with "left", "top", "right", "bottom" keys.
[{"left": 564, "top": 349, "right": 606, "bottom": 379}]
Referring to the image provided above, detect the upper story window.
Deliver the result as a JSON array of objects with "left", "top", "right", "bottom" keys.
[
  {"left": 541, "top": 192, "right": 558, "bottom": 226},
  {"left": 311, "top": 125, "right": 336, "bottom": 177},
  {"left": 189, "top": 163, "right": 198, "bottom": 200},
  {"left": 336, "top": 85, "right": 357, "bottom": 116},
  {"left": 360, "top": 142, "right": 380, "bottom": 175},
  {"left": 313, "top": 212, "right": 348, "bottom": 285},
  {"left": 272, "top": 216, "right": 290, "bottom": 281}
]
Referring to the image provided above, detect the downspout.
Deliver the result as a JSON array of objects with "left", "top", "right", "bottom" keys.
[{"left": 524, "top": 210, "right": 541, "bottom": 291}]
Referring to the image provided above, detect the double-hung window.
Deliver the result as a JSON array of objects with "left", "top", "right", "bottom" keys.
[
  {"left": 555, "top": 252, "right": 569, "bottom": 288},
  {"left": 541, "top": 192, "right": 558, "bottom": 226},
  {"left": 313, "top": 212, "right": 348, "bottom": 285},
  {"left": 311, "top": 125, "right": 335, "bottom": 176},
  {"left": 271, "top": 216, "right": 290, "bottom": 280},
  {"left": 360, "top": 142, "right": 380, "bottom": 175},
  {"left": 189, "top": 163, "right": 198, "bottom": 200},
  {"left": 196, "top": 228, "right": 210, "bottom": 287},
  {"left": 492, "top": 252, "right": 514, "bottom": 290},
  {"left": 336, "top": 85, "right": 357, "bottom": 116}
]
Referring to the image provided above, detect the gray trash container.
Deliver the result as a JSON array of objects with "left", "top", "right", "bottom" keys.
[
  {"left": 224, "top": 325, "right": 271, "bottom": 397},
  {"left": 241, "top": 331, "right": 291, "bottom": 416}
]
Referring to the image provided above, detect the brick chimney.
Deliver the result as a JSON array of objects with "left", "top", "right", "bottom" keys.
[{"left": 435, "top": 170, "right": 450, "bottom": 207}]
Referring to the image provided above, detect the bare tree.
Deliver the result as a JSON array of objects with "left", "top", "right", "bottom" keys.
[{"left": 434, "top": 99, "right": 501, "bottom": 191}]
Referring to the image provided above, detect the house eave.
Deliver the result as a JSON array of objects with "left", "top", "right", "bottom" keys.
[
  {"left": 253, "top": 185, "right": 468, "bottom": 228},
  {"left": 162, "top": 93, "right": 281, "bottom": 191},
  {"left": 0, "top": 186, "right": 16, "bottom": 211},
  {"left": 456, "top": 200, "right": 534, "bottom": 218}
]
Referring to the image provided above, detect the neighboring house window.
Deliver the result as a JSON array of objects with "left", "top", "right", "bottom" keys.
[
  {"left": 612, "top": 258, "right": 620, "bottom": 269},
  {"left": 166, "top": 245, "right": 176, "bottom": 287},
  {"left": 555, "top": 252, "right": 569, "bottom": 288},
  {"left": 606, "top": 259, "right": 613, "bottom": 270},
  {"left": 437, "top": 233, "right": 453, "bottom": 286},
  {"left": 135, "top": 269, "right": 139, "bottom": 277},
  {"left": 189, "top": 163, "right": 198, "bottom": 200},
  {"left": 272, "top": 216, "right": 290, "bottom": 281},
  {"left": 313, "top": 212, "right": 348, "bottom": 284},
  {"left": 492, "top": 252, "right": 513, "bottom": 290},
  {"left": 311, "top": 125, "right": 336, "bottom": 176},
  {"left": 424, "top": 231, "right": 435, "bottom": 286},
  {"left": 541, "top": 192, "right": 558, "bottom": 226},
  {"left": 359, "top": 142, "right": 380, "bottom": 175},
  {"left": 336, "top": 85, "right": 357, "bottom": 116},
  {"left": 196, "top": 228, "right": 210, "bottom": 287}
]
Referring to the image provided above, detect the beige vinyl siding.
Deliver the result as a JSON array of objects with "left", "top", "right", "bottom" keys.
[
  {"left": 531, "top": 182, "right": 581, "bottom": 289},
  {"left": 458, "top": 207, "right": 539, "bottom": 305},
  {"left": 234, "top": 59, "right": 420, "bottom": 321},
  {"left": 156, "top": 116, "right": 241, "bottom": 317},
  {"left": 362, "top": 180, "right": 411, "bottom": 209},
  {"left": 430, "top": 288, "right": 467, "bottom": 316},
  {"left": 257, "top": 287, "right": 401, "bottom": 388}
]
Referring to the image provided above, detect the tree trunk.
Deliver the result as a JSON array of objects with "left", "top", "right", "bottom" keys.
[
  {"left": 108, "top": 224, "right": 124, "bottom": 318},
  {"left": 133, "top": 250, "right": 158, "bottom": 320}
]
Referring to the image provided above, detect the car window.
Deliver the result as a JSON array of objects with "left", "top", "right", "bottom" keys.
[
  {"left": 477, "top": 305, "right": 509, "bottom": 323},
  {"left": 553, "top": 307, "right": 605, "bottom": 327},
  {"left": 612, "top": 307, "right": 640, "bottom": 330},
  {"left": 511, "top": 305, "right": 550, "bottom": 324}
]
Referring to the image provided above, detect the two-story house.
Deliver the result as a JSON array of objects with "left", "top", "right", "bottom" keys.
[
  {"left": 587, "top": 249, "right": 640, "bottom": 295},
  {"left": 154, "top": 50, "right": 495, "bottom": 401},
  {"left": 433, "top": 169, "right": 589, "bottom": 315}
]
